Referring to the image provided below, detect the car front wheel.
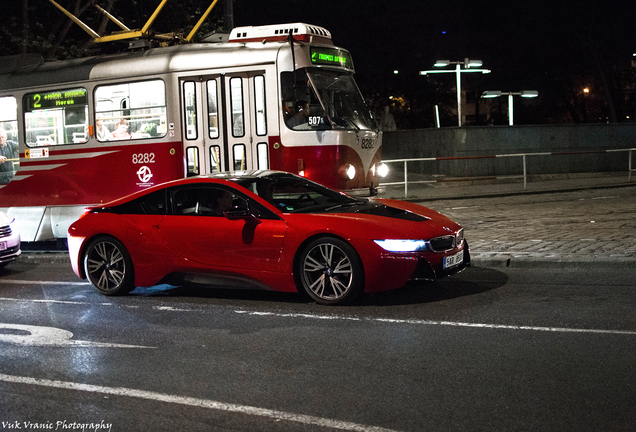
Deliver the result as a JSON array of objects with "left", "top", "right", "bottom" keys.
[
  {"left": 297, "top": 237, "right": 364, "bottom": 305},
  {"left": 84, "top": 236, "right": 135, "bottom": 295}
]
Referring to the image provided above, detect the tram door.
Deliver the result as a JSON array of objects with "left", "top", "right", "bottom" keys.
[{"left": 180, "top": 72, "right": 269, "bottom": 177}]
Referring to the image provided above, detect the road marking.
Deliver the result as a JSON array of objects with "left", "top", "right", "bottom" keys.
[
  {"left": 154, "top": 306, "right": 193, "bottom": 312},
  {"left": 0, "top": 324, "right": 155, "bottom": 348},
  {"left": 0, "top": 373, "right": 401, "bottom": 432},
  {"left": 0, "top": 297, "right": 112, "bottom": 306},
  {"left": 0, "top": 279, "right": 90, "bottom": 285},
  {"left": 235, "top": 311, "right": 636, "bottom": 336},
  {"left": 0, "top": 298, "right": 191, "bottom": 312}
]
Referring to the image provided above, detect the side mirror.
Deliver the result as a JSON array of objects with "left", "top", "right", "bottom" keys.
[{"left": 224, "top": 207, "right": 261, "bottom": 225}]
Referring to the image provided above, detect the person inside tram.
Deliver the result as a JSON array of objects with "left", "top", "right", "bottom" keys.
[
  {"left": 95, "top": 114, "right": 110, "bottom": 141},
  {"left": 286, "top": 100, "right": 310, "bottom": 128},
  {"left": 110, "top": 119, "right": 131, "bottom": 140},
  {"left": 0, "top": 128, "right": 19, "bottom": 184}
]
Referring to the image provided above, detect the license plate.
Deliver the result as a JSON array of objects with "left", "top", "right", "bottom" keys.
[
  {"left": 443, "top": 250, "right": 463, "bottom": 269},
  {"left": 0, "top": 241, "right": 6, "bottom": 251}
]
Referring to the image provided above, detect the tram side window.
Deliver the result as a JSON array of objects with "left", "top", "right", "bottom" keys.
[
  {"left": 183, "top": 81, "right": 198, "bottom": 140},
  {"left": 210, "top": 145, "right": 220, "bottom": 173},
  {"left": 0, "top": 96, "right": 19, "bottom": 184},
  {"left": 257, "top": 142, "right": 268, "bottom": 170},
  {"left": 186, "top": 146, "right": 199, "bottom": 177},
  {"left": 254, "top": 76, "right": 267, "bottom": 136},
  {"left": 207, "top": 80, "right": 219, "bottom": 139},
  {"left": 24, "top": 88, "right": 88, "bottom": 146},
  {"left": 230, "top": 78, "right": 245, "bottom": 137},
  {"left": 233, "top": 144, "right": 246, "bottom": 170},
  {"left": 95, "top": 80, "right": 167, "bottom": 142},
  {"left": 281, "top": 71, "right": 321, "bottom": 131}
]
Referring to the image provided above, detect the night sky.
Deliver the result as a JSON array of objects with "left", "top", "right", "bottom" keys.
[{"left": 233, "top": 0, "right": 634, "bottom": 86}]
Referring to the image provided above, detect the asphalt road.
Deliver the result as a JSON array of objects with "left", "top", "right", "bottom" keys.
[{"left": 1, "top": 259, "right": 635, "bottom": 432}]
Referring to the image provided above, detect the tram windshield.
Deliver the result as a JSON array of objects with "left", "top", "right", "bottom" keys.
[{"left": 282, "top": 69, "right": 377, "bottom": 131}]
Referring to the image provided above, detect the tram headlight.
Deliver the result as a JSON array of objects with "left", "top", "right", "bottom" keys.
[
  {"left": 346, "top": 164, "right": 356, "bottom": 180},
  {"left": 339, "top": 164, "right": 356, "bottom": 180},
  {"left": 377, "top": 163, "right": 389, "bottom": 178},
  {"left": 372, "top": 163, "right": 389, "bottom": 178}
]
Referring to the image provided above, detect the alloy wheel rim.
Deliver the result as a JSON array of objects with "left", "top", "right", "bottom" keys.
[
  {"left": 302, "top": 243, "right": 353, "bottom": 300},
  {"left": 87, "top": 241, "right": 126, "bottom": 291}
]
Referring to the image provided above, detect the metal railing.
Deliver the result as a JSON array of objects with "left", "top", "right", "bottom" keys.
[{"left": 380, "top": 148, "right": 635, "bottom": 197}]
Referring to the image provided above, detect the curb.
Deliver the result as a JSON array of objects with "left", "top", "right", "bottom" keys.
[
  {"left": 471, "top": 256, "right": 636, "bottom": 270},
  {"left": 18, "top": 252, "right": 71, "bottom": 264}
]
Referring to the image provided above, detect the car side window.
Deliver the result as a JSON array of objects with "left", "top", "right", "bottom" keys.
[
  {"left": 270, "top": 181, "right": 323, "bottom": 212},
  {"left": 171, "top": 186, "right": 236, "bottom": 217},
  {"left": 112, "top": 189, "right": 166, "bottom": 215},
  {"left": 173, "top": 188, "right": 199, "bottom": 215},
  {"left": 139, "top": 190, "right": 167, "bottom": 215}
]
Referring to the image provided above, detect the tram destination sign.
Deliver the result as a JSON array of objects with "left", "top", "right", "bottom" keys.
[
  {"left": 25, "top": 88, "right": 87, "bottom": 111},
  {"left": 310, "top": 47, "right": 353, "bottom": 69}
]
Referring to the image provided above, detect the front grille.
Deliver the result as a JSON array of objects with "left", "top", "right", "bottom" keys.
[
  {"left": 0, "top": 225, "right": 11, "bottom": 239},
  {"left": 429, "top": 235, "right": 455, "bottom": 252},
  {"left": 429, "top": 229, "right": 464, "bottom": 252}
]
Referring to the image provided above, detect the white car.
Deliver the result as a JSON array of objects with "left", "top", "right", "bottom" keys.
[{"left": 0, "top": 211, "right": 20, "bottom": 268}]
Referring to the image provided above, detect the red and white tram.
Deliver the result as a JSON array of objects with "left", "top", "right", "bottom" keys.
[{"left": 0, "top": 23, "right": 383, "bottom": 241}]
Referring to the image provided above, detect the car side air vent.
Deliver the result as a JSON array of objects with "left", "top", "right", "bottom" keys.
[{"left": 363, "top": 205, "right": 429, "bottom": 222}]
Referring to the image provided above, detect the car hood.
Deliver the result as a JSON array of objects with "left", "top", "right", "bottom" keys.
[
  {"left": 0, "top": 212, "right": 13, "bottom": 226},
  {"left": 334, "top": 198, "right": 449, "bottom": 221},
  {"left": 284, "top": 198, "right": 463, "bottom": 240}
]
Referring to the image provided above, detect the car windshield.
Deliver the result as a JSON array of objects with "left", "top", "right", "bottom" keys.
[
  {"left": 281, "top": 69, "right": 377, "bottom": 131},
  {"left": 234, "top": 174, "right": 365, "bottom": 213}
]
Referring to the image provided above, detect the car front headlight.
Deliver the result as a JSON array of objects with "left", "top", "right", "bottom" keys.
[{"left": 374, "top": 239, "right": 429, "bottom": 252}]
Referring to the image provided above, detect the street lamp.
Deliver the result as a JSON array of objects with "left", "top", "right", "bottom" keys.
[
  {"left": 420, "top": 58, "right": 491, "bottom": 126},
  {"left": 481, "top": 90, "right": 538, "bottom": 126}
]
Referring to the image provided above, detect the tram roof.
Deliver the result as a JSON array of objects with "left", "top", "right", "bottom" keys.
[{"left": 0, "top": 39, "right": 322, "bottom": 92}]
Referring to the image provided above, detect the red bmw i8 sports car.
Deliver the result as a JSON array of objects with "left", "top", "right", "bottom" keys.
[{"left": 68, "top": 171, "right": 469, "bottom": 305}]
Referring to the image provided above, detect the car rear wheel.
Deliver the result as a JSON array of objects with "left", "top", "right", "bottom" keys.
[
  {"left": 84, "top": 237, "right": 134, "bottom": 295},
  {"left": 297, "top": 237, "right": 364, "bottom": 305}
]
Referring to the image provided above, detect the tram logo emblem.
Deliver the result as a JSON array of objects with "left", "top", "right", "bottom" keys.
[{"left": 136, "top": 166, "right": 153, "bottom": 183}]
